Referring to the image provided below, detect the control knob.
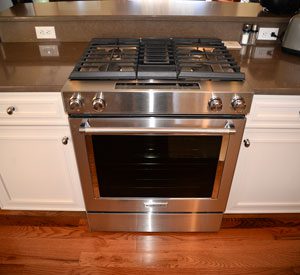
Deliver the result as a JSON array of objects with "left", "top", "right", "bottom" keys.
[
  {"left": 69, "top": 93, "right": 83, "bottom": 110},
  {"left": 231, "top": 96, "right": 246, "bottom": 112},
  {"left": 208, "top": 96, "right": 223, "bottom": 112},
  {"left": 92, "top": 96, "right": 106, "bottom": 112}
]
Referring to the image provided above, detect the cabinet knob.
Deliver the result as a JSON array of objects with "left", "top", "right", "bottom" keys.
[
  {"left": 243, "top": 139, "right": 250, "bottom": 148},
  {"left": 6, "top": 106, "right": 15, "bottom": 115},
  {"left": 62, "top": 136, "right": 69, "bottom": 145}
]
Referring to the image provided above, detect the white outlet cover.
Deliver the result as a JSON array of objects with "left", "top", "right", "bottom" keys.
[
  {"left": 35, "top": 26, "right": 56, "bottom": 39},
  {"left": 257, "top": 27, "right": 279, "bottom": 41}
]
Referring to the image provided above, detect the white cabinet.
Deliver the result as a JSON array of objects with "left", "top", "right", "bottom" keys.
[
  {"left": 226, "top": 95, "right": 300, "bottom": 213},
  {"left": 0, "top": 93, "right": 85, "bottom": 211}
]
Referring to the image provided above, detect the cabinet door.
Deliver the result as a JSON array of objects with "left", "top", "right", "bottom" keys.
[
  {"left": 0, "top": 126, "right": 85, "bottom": 210},
  {"left": 226, "top": 128, "right": 300, "bottom": 213}
]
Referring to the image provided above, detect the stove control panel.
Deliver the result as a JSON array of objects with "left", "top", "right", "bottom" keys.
[{"left": 63, "top": 90, "right": 252, "bottom": 116}]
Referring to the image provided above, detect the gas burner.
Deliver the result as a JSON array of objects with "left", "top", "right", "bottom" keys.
[
  {"left": 108, "top": 63, "right": 135, "bottom": 72},
  {"left": 108, "top": 48, "right": 121, "bottom": 60}
]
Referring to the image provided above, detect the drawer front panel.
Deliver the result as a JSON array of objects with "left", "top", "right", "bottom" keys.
[
  {"left": 247, "top": 95, "right": 300, "bottom": 128},
  {"left": 0, "top": 93, "right": 68, "bottom": 125}
]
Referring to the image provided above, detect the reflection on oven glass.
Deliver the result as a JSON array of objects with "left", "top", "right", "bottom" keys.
[{"left": 91, "top": 135, "right": 222, "bottom": 198}]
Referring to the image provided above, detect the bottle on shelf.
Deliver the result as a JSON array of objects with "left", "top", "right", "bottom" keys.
[
  {"left": 249, "top": 24, "right": 258, "bottom": 45},
  {"left": 241, "top": 24, "right": 252, "bottom": 45}
]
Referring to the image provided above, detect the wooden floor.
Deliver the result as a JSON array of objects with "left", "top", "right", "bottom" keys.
[{"left": 0, "top": 211, "right": 299, "bottom": 275}]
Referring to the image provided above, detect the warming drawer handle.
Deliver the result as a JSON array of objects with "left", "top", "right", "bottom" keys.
[{"left": 79, "top": 126, "right": 236, "bottom": 135}]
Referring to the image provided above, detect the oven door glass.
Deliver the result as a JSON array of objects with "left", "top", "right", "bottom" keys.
[
  {"left": 91, "top": 135, "right": 222, "bottom": 198},
  {"left": 80, "top": 117, "right": 234, "bottom": 199}
]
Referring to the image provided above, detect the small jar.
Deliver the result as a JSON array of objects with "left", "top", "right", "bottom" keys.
[{"left": 241, "top": 24, "right": 252, "bottom": 45}]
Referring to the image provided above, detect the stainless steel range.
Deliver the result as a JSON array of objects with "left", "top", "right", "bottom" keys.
[{"left": 62, "top": 38, "right": 253, "bottom": 232}]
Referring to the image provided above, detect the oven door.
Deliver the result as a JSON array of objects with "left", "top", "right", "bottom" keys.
[{"left": 70, "top": 117, "right": 245, "bottom": 213}]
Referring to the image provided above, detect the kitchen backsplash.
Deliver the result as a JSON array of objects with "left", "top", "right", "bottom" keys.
[{"left": 0, "top": 1, "right": 291, "bottom": 42}]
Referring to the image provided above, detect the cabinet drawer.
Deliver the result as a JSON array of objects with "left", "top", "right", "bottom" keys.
[
  {"left": 247, "top": 95, "right": 300, "bottom": 128},
  {"left": 0, "top": 92, "right": 68, "bottom": 125}
]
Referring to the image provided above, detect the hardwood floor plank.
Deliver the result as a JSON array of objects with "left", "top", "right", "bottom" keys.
[
  {"left": 0, "top": 213, "right": 299, "bottom": 275},
  {"left": 0, "top": 225, "right": 300, "bottom": 241},
  {"left": 80, "top": 242, "right": 300, "bottom": 268}
]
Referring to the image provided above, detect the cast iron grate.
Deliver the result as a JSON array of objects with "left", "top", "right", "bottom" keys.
[{"left": 69, "top": 38, "right": 244, "bottom": 81}]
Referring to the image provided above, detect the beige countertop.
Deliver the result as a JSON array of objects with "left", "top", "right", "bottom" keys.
[
  {"left": 0, "top": 1, "right": 291, "bottom": 23},
  {"left": 0, "top": 42, "right": 299, "bottom": 95}
]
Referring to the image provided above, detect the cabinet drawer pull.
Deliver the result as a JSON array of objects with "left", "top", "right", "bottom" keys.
[
  {"left": 6, "top": 106, "right": 15, "bottom": 115},
  {"left": 62, "top": 136, "right": 69, "bottom": 145},
  {"left": 244, "top": 139, "right": 250, "bottom": 148}
]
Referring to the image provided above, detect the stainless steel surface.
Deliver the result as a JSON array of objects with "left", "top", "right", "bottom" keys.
[
  {"left": 231, "top": 95, "right": 246, "bottom": 112},
  {"left": 244, "top": 138, "right": 251, "bottom": 147},
  {"left": 69, "top": 117, "right": 245, "bottom": 213},
  {"left": 87, "top": 213, "right": 223, "bottom": 232},
  {"left": 61, "top": 136, "right": 69, "bottom": 145},
  {"left": 62, "top": 67, "right": 253, "bottom": 232},
  {"left": 208, "top": 96, "right": 223, "bottom": 112},
  {"left": 6, "top": 106, "right": 15, "bottom": 115},
  {"left": 62, "top": 80, "right": 253, "bottom": 116}
]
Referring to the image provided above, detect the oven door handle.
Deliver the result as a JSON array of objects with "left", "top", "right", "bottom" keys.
[{"left": 79, "top": 125, "right": 236, "bottom": 135}]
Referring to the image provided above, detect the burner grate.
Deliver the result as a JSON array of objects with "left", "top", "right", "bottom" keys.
[
  {"left": 69, "top": 38, "right": 244, "bottom": 81},
  {"left": 137, "top": 39, "right": 177, "bottom": 79},
  {"left": 71, "top": 38, "right": 140, "bottom": 79}
]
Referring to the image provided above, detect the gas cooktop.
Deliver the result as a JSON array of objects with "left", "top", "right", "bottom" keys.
[{"left": 69, "top": 38, "right": 244, "bottom": 81}]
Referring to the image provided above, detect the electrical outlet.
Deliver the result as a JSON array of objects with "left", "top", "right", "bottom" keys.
[
  {"left": 35, "top": 26, "right": 56, "bottom": 39},
  {"left": 257, "top": 27, "right": 279, "bottom": 41}
]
